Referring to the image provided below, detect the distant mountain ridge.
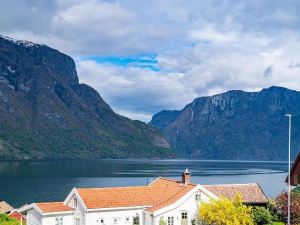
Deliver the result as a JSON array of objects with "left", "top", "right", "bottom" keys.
[
  {"left": 0, "top": 35, "right": 171, "bottom": 159},
  {"left": 150, "top": 86, "right": 300, "bottom": 160}
]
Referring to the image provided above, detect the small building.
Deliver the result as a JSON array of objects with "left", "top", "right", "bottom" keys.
[
  {"left": 8, "top": 210, "right": 27, "bottom": 223},
  {"left": 203, "top": 183, "right": 269, "bottom": 206},
  {"left": 0, "top": 201, "right": 14, "bottom": 214},
  {"left": 288, "top": 150, "right": 300, "bottom": 186}
]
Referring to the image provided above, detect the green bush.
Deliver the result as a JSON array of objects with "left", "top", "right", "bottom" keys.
[
  {"left": 253, "top": 207, "right": 274, "bottom": 225},
  {"left": 0, "top": 213, "right": 19, "bottom": 225},
  {"left": 267, "top": 199, "right": 284, "bottom": 222},
  {"left": 159, "top": 218, "right": 167, "bottom": 225}
]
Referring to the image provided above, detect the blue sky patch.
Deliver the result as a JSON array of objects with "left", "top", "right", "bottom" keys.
[{"left": 81, "top": 55, "right": 160, "bottom": 71}]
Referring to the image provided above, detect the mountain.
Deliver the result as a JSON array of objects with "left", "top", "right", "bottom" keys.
[
  {"left": 0, "top": 35, "right": 171, "bottom": 160},
  {"left": 150, "top": 86, "right": 300, "bottom": 160}
]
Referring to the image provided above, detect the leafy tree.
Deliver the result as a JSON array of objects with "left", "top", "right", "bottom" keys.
[
  {"left": 267, "top": 199, "right": 284, "bottom": 223},
  {"left": 275, "top": 191, "right": 300, "bottom": 225},
  {"left": 253, "top": 207, "right": 274, "bottom": 225},
  {"left": 0, "top": 213, "right": 20, "bottom": 225},
  {"left": 199, "top": 194, "right": 254, "bottom": 225},
  {"left": 159, "top": 217, "right": 167, "bottom": 225}
]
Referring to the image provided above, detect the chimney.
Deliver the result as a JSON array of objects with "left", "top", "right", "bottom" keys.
[{"left": 182, "top": 168, "right": 190, "bottom": 185}]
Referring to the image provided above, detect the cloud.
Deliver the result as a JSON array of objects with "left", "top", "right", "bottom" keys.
[
  {"left": 2, "top": 0, "right": 300, "bottom": 121},
  {"left": 76, "top": 60, "right": 195, "bottom": 121}
]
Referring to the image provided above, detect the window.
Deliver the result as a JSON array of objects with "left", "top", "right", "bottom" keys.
[
  {"left": 113, "top": 218, "right": 119, "bottom": 224},
  {"left": 75, "top": 218, "right": 80, "bottom": 225},
  {"left": 74, "top": 198, "right": 78, "bottom": 209},
  {"left": 133, "top": 216, "right": 140, "bottom": 225},
  {"left": 125, "top": 217, "right": 130, "bottom": 223},
  {"left": 195, "top": 192, "right": 201, "bottom": 201},
  {"left": 182, "top": 212, "right": 187, "bottom": 219},
  {"left": 55, "top": 217, "right": 63, "bottom": 225},
  {"left": 167, "top": 216, "right": 174, "bottom": 225},
  {"left": 295, "top": 175, "right": 299, "bottom": 185},
  {"left": 97, "top": 218, "right": 104, "bottom": 224}
]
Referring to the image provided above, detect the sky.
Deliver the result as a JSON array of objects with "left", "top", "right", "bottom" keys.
[{"left": 1, "top": 0, "right": 300, "bottom": 122}]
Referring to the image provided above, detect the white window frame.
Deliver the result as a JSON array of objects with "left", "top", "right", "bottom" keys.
[
  {"left": 295, "top": 174, "right": 299, "bottom": 185},
  {"left": 55, "top": 217, "right": 63, "bottom": 225},
  {"left": 75, "top": 218, "right": 80, "bottom": 225},
  {"left": 133, "top": 216, "right": 140, "bottom": 225},
  {"left": 195, "top": 191, "right": 201, "bottom": 201},
  {"left": 74, "top": 198, "right": 78, "bottom": 209},
  {"left": 167, "top": 216, "right": 174, "bottom": 225}
]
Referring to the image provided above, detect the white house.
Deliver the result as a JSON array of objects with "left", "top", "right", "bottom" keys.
[
  {"left": 20, "top": 169, "right": 268, "bottom": 225},
  {"left": 20, "top": 169, "right": 217, "bottom": 225}
]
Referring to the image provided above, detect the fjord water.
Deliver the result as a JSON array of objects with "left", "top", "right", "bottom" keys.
[{"left": 0, "top": 160, "right": 287, "bottom": 207}]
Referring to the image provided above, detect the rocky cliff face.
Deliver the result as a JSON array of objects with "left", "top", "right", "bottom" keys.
[
  {"left": 150, "top": 86, "right": 300, "bottom": 160},
  {"left": 0, "top": 35, "right": 171, "bottom": 159}
]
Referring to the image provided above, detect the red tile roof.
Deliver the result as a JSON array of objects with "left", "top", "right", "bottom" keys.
[
  {"left": 203, "top": 183, "right": 268, "bottom": 204},
  {"left": 35, "top": 202, "right": 72, "bottom": 213},
  {"left": 77, "top": 177, "right": 197, "bottom": 211},
  {"left": 8, "top": 211, "right": 26, "bottom": 222}
]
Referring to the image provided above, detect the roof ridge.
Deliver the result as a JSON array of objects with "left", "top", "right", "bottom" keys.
[
  {"left": 76, "top": 185, "right": 149, "bottom": 191},
  {"left": 35, "top": 201, "right": 64, "bottom": 204},
  {"left": 204, "top": 183, "right": 258, "bottom": 186}
]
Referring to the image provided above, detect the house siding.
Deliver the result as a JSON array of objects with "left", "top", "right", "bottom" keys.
[
  {"left": 153, "top": 188, "right": 211, "bottom": 225},
  {"left": 291, "top": 157, "right": 300, "bottom": 186},
  {"left": 85, "top": 208, "right": 145, "bottom": 225},
  {"left": 27, "top": 209, "right": 42, "bottom": 225},
  {"left": 42, "top": 214, "right": 73, "bottom": 225},
  {"left": 66, "top": 193, "right": 85, "bottom": 225}
]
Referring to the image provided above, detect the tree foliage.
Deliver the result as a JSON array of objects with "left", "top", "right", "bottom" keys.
[
  {"left": 199, "top": 194, "right": 254, "bottom": 225},
  {"left": 253, "top": 207, "right": 274, "bottom": 225},
  {"left": 275, "top": 191, "right": 300, "bottom": 225},
  {"left": 159, "top": 217, "right": 167, "bottom": 225},
  {"left": 0, "top": 213, "right": 20, "bottom": 225}
]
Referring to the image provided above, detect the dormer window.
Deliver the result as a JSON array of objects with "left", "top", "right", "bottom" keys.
[
  {"left": 195, "top": 191, "right": 201, "bottom": 201},
  {"left": 74, "top": 198, "right": 78, "bottom": 209}
]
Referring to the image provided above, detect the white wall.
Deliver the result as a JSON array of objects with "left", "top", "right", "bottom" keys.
[
  {"left": 42, "top": 213, "right": 73, "bottom": 225},
  {"left": 152, "top": 188, "right": 211, "bottom": 225},
  {"left": 85, "top": 208, "right": 145, "bottom": 225},
  {"left": 66, "top": 193, "right": 85, "bottom": 225},
  {"left": 143, "top": 211, "right": 154, "bottom": 225},
  {"left": 27, "top": 209, "right": 42, "bottom": 225}
]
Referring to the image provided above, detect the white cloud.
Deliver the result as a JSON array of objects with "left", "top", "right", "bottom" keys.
[{"left": 2, "top": 0, "right": 300, "bottom": 121}]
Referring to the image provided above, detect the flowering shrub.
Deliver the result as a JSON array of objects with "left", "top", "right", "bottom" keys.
[
  {"left": 199, "top": 194, "right": 254, "bottom": 225},
  {"left": 275, "top": 191, "right": 300, "bottom": 225}
]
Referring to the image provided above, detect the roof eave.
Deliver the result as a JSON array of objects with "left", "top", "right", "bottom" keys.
[{"left": 86, "top": 205, "right": 150, "bottom": 212}]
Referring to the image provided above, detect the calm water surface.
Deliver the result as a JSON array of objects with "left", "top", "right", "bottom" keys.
[{"left": 0, "top": 160, "right": 288, "bottom": 208}]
